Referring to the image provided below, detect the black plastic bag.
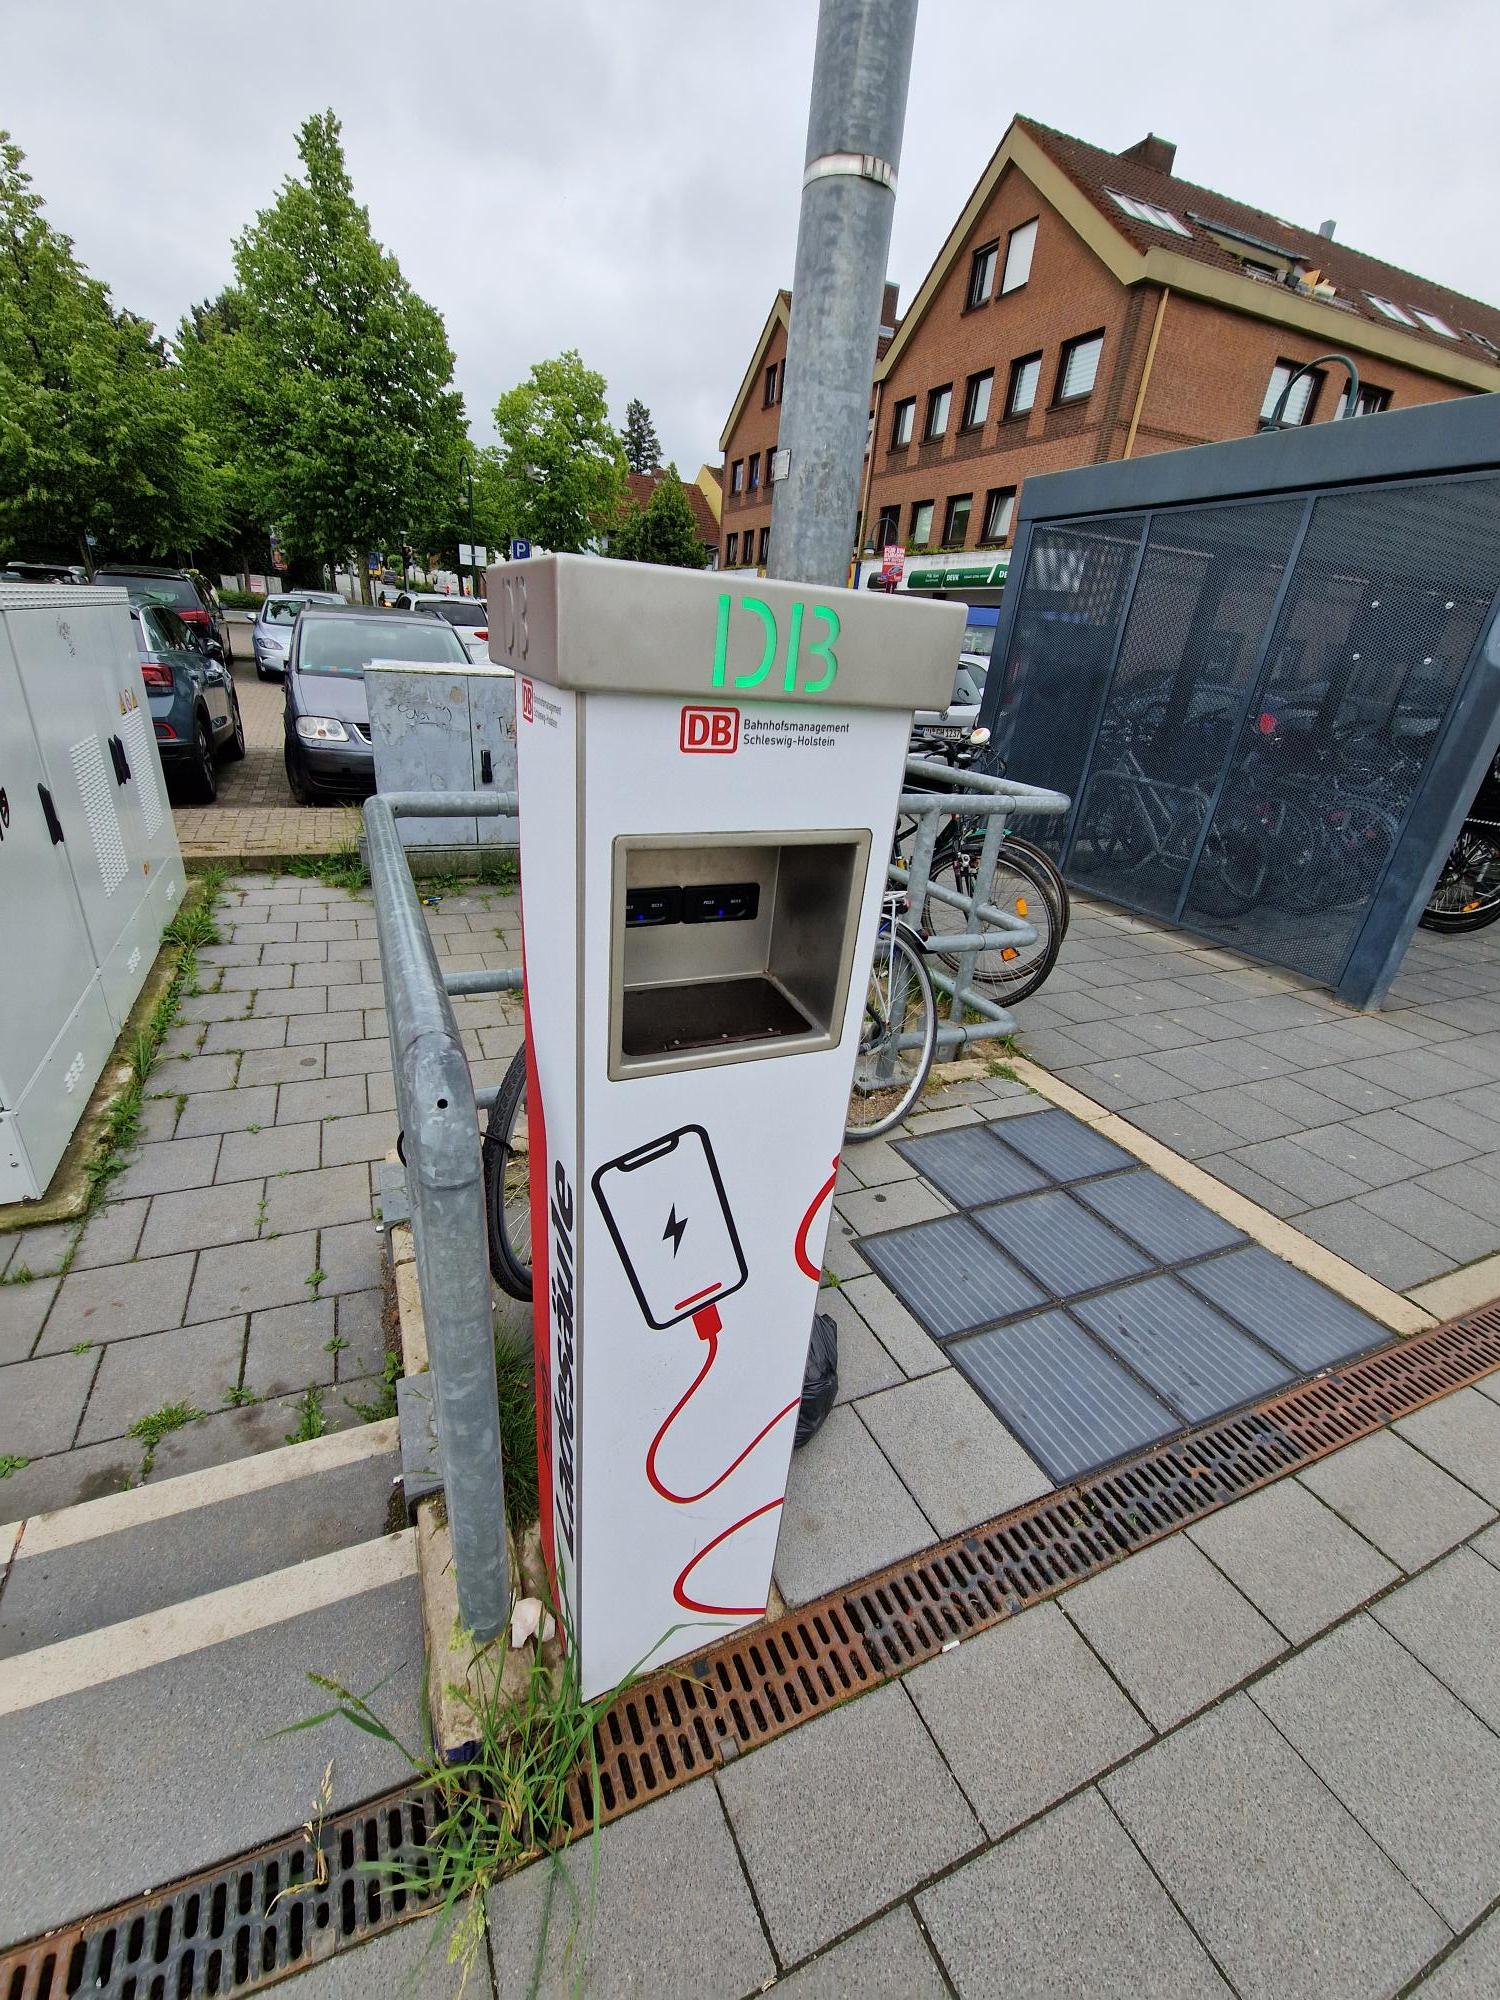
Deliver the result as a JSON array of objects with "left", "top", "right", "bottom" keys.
[{"left": 795, "top": 1310, "right": 839, "bottom": 1448}]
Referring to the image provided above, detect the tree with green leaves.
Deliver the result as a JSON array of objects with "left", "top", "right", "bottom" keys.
[
  {"left": 489, "top": 351, "right": 627, "bottom": 553},
  {"left": 178, "top": 111, "right": 465, "bottom": 598},
  {"left": 612, "top": 466, "right": 709, "bottom": 569},
  {"left": 622, "top": 397, "right": 663, "bottom": 475},
  {"left": 0, "top": 130, "right": 223, "bottom": 562}
]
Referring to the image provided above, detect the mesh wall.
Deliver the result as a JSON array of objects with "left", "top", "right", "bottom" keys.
[
  {"left": 1063, "top": 498, "right": 1305, "bottom": 919},
  {"left": 1188, "top": 472, "right": 1500, "bottom": 980},
  {"left": 990, "top": 515, "right": 1146, "bottom": 846}
]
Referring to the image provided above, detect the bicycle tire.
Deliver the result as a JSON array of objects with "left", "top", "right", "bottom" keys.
[
  {"left": 845, "top": 926, "right": 936, "bottom": 1143},
  {"left": 482, "top": 1047, "right": 533, "bottom": 1301},
  {"left": 928, "top": 843, "right": 1064, "bottom": 1004},
  {"left": 1421, "top": 825, "right": 1500, "bottom": 933},
  {"left": 992, "top": 834, "right": 1071, "bottom": 938}
]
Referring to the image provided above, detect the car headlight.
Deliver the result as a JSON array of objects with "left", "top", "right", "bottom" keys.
[{"left": 296, "top": 716, "right": 350, "bottom": 742}]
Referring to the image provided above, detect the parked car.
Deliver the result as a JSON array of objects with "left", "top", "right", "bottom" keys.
[
  {"left": 392, "top": 590, "right": 495, "bottom": 667},
  {"left": 131, "top": 601, "right": 244, "bottom": 803},
  {"left": 1, "top": 560, "right": 88, "bottom": 583},
  {"left": 251, "top": 590, "right": 342, "bottom": 680},
  {"left": 95, "top": 565, "right": 233, "bottom": 663},
  {"left": 282, "top": 604, "right": 469, "bottom": 803},
  {"left": 912, "top": 604, "right": 1001, "bottom": 738}
]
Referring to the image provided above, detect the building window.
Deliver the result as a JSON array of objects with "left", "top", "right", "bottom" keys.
[
  {"left": 874, "top": 503, "right": 901, "bottom": 549},
  {"left": 1366, "top": 294, "right": 1416, "bottom": 325},
  {"left": 924, "top": 385, "right": 952, "bottom": 440},
  {"left": 966, "top": 242, "right": 998, "bottom": 309},
  {"left": 941, "top": 493, "right": 973, "bottom": 547},
  {"left": 764, "top": 361, "right": 779, "bottom": 405},
  {"left": 1106, "top": 189, "right": 1191, "bottom": 236},
  {"left": 910, "top": 500, "right": 935, "bottom": 547},
  {"left": 726, "top": 532, "right": 739, "bottom": 565},
  {"left": 758, "top": 526, "right": 770, "bottom": 564},
  {"left": 1001, "top": 218, "right": 1037, "bottom": 293},
  {"left": 981, "top": 487, "right": 1016, "bottom": 543},
  {"left": 748, "top": 452, "right": 760, "bottom": 490},
  {"left": 1006, "top": 352, "right": 1042, "bottom": 418},
  {"left": 961, "top": 370, "right": 993, "bottom": 431},
  {"left": 1340, "top": 382, "right": 1392, "bottom": 419},
  {"left": 730, "top": 459, "right": 744, "bottom": 494},
  {"left": 1055, "top": 332, "right": 1104, "bottom": 405},
  {"left": 1259, "top": 360, "right": 1323, "bottom": 427},
  {"left": 890, "top": 397, "right": 916, "bottom": 448},
  {"left": 1412, "top": 307, "right": 1457, "bottom": 339}
]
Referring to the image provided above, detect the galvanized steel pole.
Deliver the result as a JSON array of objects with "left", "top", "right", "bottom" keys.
[{"left": 766, "top": 0, "right": 917, "bottom": 588}]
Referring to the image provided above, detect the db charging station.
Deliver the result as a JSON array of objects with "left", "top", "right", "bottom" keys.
[{"left": 489, "top": 553, "right": 960, "bottom": 1696}]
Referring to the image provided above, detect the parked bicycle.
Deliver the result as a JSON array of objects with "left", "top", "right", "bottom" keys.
[{"left": 1422, "top": 748, "right": 1500, "bottom": 933}]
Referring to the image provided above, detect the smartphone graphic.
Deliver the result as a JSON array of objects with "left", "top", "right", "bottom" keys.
[{"left": 591, "top": 1125, "right": 748, "bottom": 1330}]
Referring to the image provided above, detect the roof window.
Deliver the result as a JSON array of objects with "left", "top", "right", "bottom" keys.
[
  {"left": 1366, "top": 294, "right": 1417, "bottom": 325},
  {"left": 1106, "top": 189, "right": 1191, "bottom": 237},
  {"left": 1411, "top": 307, "right": 1457, "bottom": 338}
]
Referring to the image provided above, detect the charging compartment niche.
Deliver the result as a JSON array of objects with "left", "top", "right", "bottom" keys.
[{"left": 608, "top": 829, "right": 870, "bottom": 1079}]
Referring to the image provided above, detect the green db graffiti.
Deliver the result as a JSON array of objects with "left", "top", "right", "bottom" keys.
[{"left": 711, "top": 593, "right": 840, "bottom": 695}]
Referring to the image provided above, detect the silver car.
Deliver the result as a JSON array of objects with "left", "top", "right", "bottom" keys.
[
  {"left": 392, "top": 591, "right": 498, "bottom": 669},
  {"left": 251, "top": 590, "right": 343, "bottom": 681}
]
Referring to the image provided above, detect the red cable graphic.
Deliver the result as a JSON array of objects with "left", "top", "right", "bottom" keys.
[
  {"left": 794, "top": 1157, "right": 839, "bottom": 1282},
  {"left": 645, "top": 1164, "right": 837, "bottom": 1616}
]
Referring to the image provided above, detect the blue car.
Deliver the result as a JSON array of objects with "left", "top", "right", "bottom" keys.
[{"left": 131, "top": 601, "right": 244, "bottom": 803}]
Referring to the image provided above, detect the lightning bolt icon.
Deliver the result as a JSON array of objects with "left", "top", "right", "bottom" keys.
[{"left": 663, "top": 1206, "right": 687, "bottom": 1256}]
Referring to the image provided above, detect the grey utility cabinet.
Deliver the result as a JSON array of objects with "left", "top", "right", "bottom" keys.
[
  {"left": 0, "top": 585, "right": 185, "bottom": 1201},
  {"left": 365, "top": 659, "right": 518, "bottom": 852}
]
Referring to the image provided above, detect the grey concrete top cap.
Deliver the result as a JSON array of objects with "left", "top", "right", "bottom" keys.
[{"left": 484, "top": 554, "right": 962, "bottom": 710}]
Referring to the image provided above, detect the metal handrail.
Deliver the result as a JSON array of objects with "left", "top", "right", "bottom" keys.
[{"left": 364, "top": 789, "right": 517, "bottom": 1641}]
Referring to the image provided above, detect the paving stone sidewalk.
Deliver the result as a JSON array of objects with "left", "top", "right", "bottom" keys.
[
  {"left": 0, "top": 874, "right": 523, "bottom": 1515},
  {"left": 284, "top": 1370, "right": 1500, "bottom": 1999},
  {"left": 1010, "top": 900, "right": 1500, "bottom": 1304}
]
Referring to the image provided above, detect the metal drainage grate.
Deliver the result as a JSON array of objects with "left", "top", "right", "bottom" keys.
[
  {"left": 6, "top": 1302, "right": 1500, "bottom": 1995},
  {"left": 0, "top": 1786, "right": 437, "bottom": 1999}
]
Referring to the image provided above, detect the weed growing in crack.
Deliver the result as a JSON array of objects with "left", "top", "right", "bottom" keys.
[
  {"left": 290, "top": 847, "right": 368, "bottom": 895},
  {"left": 0, "top": 1263, "right": 35, "bottom": 1287},
  {"left": 306, "top": 1266, "right": 328, "bottom": 1299},
  {"left": 127, "top": 1401, "right": 204, "bottom": 1476},
  {"left": 323, "top": 1332, "right": 348, "bottom": 1356},
  {"left": 0, "top": 1455, "right": 30, "bottom": 1479},
  {"left": 286, "top": 1386, "right": 329, "bottom": 1443},
  {"left": 223, "top": 1386, "right": 259, "bottom": 1409},
  {"left": 69, "top": 1341, "right": 92, "bottom": 1355},
  {"left": 346, "top": 1349, "right": 401, "bottom": 1423}
]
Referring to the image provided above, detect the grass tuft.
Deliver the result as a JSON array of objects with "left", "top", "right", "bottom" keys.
[
  {"left": 0, "top": 1262, "right": 35, "bottom": 1287},
  {"left": 127, "top": 1401, "right": 204, "bottom": 1476},
  {"left": 286, "top": 1386, "right": 329, "bottom": 1444},
  {"left": 347, "top": 1349, "right": 401, "bottom": 1423},
  {"left": 495, "top": 1336, "right": 538, "bottom": 1536},
  {"left": 290, "top": 846, "right": 368, "bottom": 894}
]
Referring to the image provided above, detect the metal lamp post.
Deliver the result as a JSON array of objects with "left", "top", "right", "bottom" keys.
[{"left": 459, "top": 452, "right": 478, "bottom": 598}]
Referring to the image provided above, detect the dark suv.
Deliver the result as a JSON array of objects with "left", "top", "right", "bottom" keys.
[{"left": 94, "top": 566, "right": 233, "bottom": 663}]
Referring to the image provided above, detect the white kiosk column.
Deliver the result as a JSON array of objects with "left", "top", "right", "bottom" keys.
[{"left": 490, "top": 555, "right": 960, "bottom": 1697}]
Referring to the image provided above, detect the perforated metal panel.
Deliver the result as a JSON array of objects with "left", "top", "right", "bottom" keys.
[
  {"left": 982, "top": 404, "right": 1500, "bottom": 1006},
  {"left": 70, "top": 733, "right": 129, "bottom": 894}
]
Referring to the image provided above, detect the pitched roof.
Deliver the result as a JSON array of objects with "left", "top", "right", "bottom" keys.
[
  {"left": 719, "top": 291, "right": 791, "bottom": 450},
  {"left": 1018, "top": 118, "right": 1500, "bottom": 361},
  {"left": 624, "top": 470, "right": 719, "bottom": 549},
  {"left": 878, "top": 116, "right": 1500, "bottom": 391}
]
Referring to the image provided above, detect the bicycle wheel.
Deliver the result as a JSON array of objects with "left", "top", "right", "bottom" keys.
[
  {"left": 482, "top": 1048, "right": 533, "bottom": 1300},
  {"left": 927, "top": 842, "right": 1063, "bottom": 1004},
  {"left": 1185, "top": 801, "right": 1269, "bottom": 918},
  {"left": 1421, "top": 825, "right": 1500, "bottom": 932},
  {"left": 999, "top": 834, "right": 1071, "bottom": 938},
  {"left": 845, "top": 927, "right": 936, "bottom": 1143}
]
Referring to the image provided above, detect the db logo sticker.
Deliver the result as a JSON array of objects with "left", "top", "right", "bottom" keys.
[
  {"left": 520, "top": 678, "right": 534, "bottom": 723},
  {"left": 680, "top": 706, "right": 739, "bottom": 754}
]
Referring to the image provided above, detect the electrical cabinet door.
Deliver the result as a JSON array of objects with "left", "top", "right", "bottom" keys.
[
  {"left": 0, "top": 620, "right": 101, "bottom": 1108},
  {"left": 469, "top": 669, "right": 519, "bottom": 847},
  {"left": 365, "top": 660, "right": 479, "bottom": 845},
  {"left": 0, "top": 976, "right": 117, "bottom": 1204}
]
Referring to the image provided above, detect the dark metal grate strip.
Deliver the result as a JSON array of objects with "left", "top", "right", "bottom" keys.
[{"left": 6, "top": 1302, "right": 1500, "bottom": 1995}]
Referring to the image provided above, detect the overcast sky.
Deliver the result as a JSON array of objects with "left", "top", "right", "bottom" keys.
[{"left": 10, "top": 0, "right": 1499, "bottom": 473}]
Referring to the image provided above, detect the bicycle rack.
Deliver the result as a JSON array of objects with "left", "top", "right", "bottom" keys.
[{"left": 893, "top": 758, "right": 1071, "bottom": 1055}]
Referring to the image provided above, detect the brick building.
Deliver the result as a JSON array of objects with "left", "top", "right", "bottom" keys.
[
  {"left": 719, "top": 117, "right": 1500, "bottom": 583},
  {"left": 622, "top": 468, "right": 722, "bottom": 566}
]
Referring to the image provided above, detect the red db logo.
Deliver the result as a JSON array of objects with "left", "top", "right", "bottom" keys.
[
  {"left": 520, "top": 678, "right": 534, "bottom": 723},
  {"left": 680, "top": 706, "right": 739, "bottom": 754}
]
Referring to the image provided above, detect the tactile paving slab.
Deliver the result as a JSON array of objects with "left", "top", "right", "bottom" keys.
[
  {"left": 894, "top": 1125, "right": 1047, "bottom": 1207},
  {"left": 860, "top": 1214, "right": 1046, "bottom": 1340},
  {"left": 950, "top": 1308, "right": 1179, "bottom": 1483},
  {"left": 1074, "top": 1167, "right": 1245, "bottom": 1264},
  {"left": 988, "top": 1107, "right": 1136, "bottom": 1183},
  {"left": 1182, "top": 1245, "right": 1389, "bottom": 1372},
  {"left": 1074, "top": 1274, "right": 1295, "bottom": 1423},
  {"left": 974, "top": 1188, "right": 1154, "bottom": 1297}
]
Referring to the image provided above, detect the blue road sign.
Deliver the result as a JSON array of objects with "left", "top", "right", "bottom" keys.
[{"left": 510, "top": 538, "right": 532, "bottom": 561}]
